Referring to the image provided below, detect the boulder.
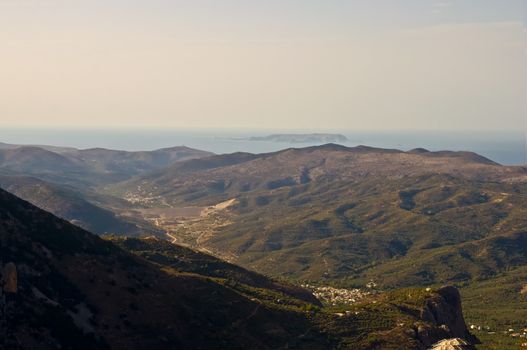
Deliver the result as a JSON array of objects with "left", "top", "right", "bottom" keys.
[
  {"left": 2, "top": 262, "right": 17, "bottom": 293},
  {"left": 421, "top": 286, "right": 470, "bottom": 339},
  {"left": 429, "top": 337, "right": 476, "bottom": 350}
]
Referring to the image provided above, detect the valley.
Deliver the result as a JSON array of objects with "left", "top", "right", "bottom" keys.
[
  {"left": 134, "top": 198, "right": 238, "bottom": 258},
  {"left": 1, "top": 141, "right": 527, "bottom": 349},
  {"left": 0, "top": 187, "right": 479, "bottom": 349}
]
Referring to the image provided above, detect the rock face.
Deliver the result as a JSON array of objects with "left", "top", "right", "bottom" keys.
[
  {"left": 418, "top": 286, "right": 478, "bottom": 347},
  {"left": 429, "top": 338, "right": 476, "bottom": 350},
  {"left": 0, "top": 262, "right": 17, "bottom": 348},
  {"left": 2, "top": 262, "right": 17, "bottom": 293},
  {"left": 422, "top": 286, "right": 470, "bottom": 338}
]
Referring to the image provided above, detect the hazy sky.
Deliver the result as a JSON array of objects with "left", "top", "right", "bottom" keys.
[{"left": 1, "top": 0, "right": 525, "bottom": 131}]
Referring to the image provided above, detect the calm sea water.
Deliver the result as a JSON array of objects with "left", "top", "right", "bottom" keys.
[{"left": 0, "top": 128, "right": 525, "bottom": 165}]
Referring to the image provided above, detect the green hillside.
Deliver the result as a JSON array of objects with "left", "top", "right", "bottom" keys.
[{"left": 106, "top": 145, "right": 527, "bottom": 288}]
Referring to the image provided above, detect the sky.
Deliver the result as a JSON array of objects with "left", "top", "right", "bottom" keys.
[{"left": 0, "top": 0, "right": 526, "bottom": 131}]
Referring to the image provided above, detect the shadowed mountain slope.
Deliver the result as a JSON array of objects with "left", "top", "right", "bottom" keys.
[
  {"left": 109, "top": 236, "right": 320, "bottom": 305},
  {"left": 0, "top": 188, "right": 328, "bottom": 349},
  {"left": 0, "top": 175, "right": 158, "bottom": 235}
]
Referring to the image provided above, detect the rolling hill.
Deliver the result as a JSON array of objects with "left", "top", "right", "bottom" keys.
[
  {"left": 107, "top": 144, "right": 527, "bottom": 288},
  {"left": 0, "top": 144, "right": 213, "bottom": 187}
]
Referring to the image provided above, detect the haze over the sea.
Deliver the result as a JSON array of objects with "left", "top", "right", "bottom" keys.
[{"left": 0, "top": 128, "right": 524, "bottom": 166}]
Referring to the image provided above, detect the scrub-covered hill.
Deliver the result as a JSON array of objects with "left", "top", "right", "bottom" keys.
[{"left": 107, "top": 145, "right": 527, "bottom": 287}]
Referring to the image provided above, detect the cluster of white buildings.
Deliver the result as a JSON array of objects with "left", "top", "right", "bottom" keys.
[
  {"left": 124, "top": 192, "right": 158, "bottom": 205},
  {"left": 301, "top": 284, "right": 372, "bottom": 305}
]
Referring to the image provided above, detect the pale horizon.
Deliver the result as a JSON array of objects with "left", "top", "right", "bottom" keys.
[{"left": 1, "top": 0, "right": 526, "bottom": 131}]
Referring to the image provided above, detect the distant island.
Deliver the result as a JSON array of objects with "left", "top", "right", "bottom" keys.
[{"left": 247, "top": 133, "right": 349, "bottom": 143}]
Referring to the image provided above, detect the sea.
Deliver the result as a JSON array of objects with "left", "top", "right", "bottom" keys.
[{"left": 0, "top": 128, "right": 525, "bottom": 165}]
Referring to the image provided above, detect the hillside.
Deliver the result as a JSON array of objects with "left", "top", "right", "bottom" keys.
[
  {"left": 108, "top": 236, "right": 320, "bottom": 305},
  {"left": 0, "top": 143, "right": 213, "bottom": 234},
  {"left": 106, "top": 145, "right": 527, "bottom": 288},
  {"left": 0, "top": 188, "right": 477, "bottom": 349},
  {"left": 0, "top": 144, "right": 212, "bottom": 187},
  {"left": 112, "top": 144, "right": 523, "bottom": 204},
  {"left": 0, "top": 175, "right": 158, "bottom": 235},
  {"left": 0, "top": 188, "right": 326, "bottom": 349},
  {"left": 459, "top": 265, "right": 527, "bottom": 349}
]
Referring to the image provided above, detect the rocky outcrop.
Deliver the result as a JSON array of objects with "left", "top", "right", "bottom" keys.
[
  {"left": 0, "top": 261, "right": 17, "bottom": 349},
  {"left": 416, "top": 286, "right": 478, "bottom": 348},
  {"left": 429, "top": 338, "right": 476, "bottom": 350},
  {"left": 2, "top": 262, "right": 17, "bottom": 293}
]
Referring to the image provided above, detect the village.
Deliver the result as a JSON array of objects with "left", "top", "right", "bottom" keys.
[{"left": 301, "top": 283, "right": 376, "bottom": 306}]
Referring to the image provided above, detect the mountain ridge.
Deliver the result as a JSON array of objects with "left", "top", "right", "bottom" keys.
[{"left": 0, "top": 144, "right": 213, "bottom": 187}]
